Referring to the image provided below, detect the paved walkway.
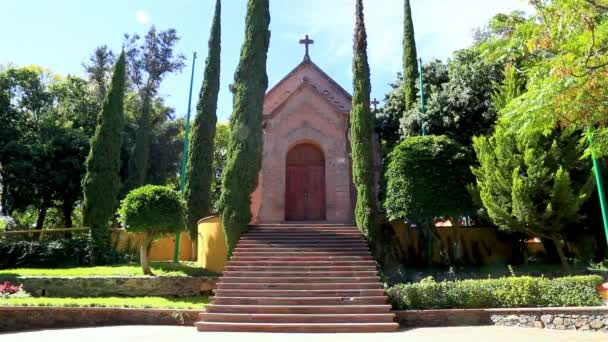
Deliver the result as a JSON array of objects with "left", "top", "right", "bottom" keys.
[{"left": 2, "top": 326, "right": 606, "bottom": 341}]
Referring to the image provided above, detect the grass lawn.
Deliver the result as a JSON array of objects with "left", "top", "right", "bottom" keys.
[
  {"left": 0, "top": 262, "right": 218, "bottom": 277},
  {"left": 0, "top": 296, "right": 209, "bottom": 309}
]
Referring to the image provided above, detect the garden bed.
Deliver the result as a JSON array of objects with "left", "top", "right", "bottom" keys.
[
  {"left": 0, "top": 275, "right": 217, "bottom": 297},
  {"left": 0, "top": 306, "right": 202, "bottom": 332}
]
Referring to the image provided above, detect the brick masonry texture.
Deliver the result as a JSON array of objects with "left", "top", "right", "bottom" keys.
[
  {"left": 0, "top": 276, "right": 217, "bottom": 297},
  {"left": 395, "top": 307, "right": 608, "bottom": 333},
  {"left": 0, "top": 307, "right": 200, "bottom": 332}
]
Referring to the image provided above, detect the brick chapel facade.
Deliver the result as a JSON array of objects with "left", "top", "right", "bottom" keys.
[{"left": 250, "top": 52, "right": 357, "bottom": 224}]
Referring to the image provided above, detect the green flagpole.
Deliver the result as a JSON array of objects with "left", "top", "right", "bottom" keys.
[
  {"left": 588, "top": 131, "right": 608, "bottom": 246},
  {"left": 418, "top": 58, "right": 426, "bottom": 136},
  {"left": 174, "top": 51, "right": 198, "bottom": 263}
]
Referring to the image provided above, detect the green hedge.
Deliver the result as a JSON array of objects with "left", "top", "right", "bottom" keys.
[
  {"left": 387, "top": 276, "right": 604, "bottom": 310},
  {"left": 0, "top": 238, "right": 129, "bottom": 269}
]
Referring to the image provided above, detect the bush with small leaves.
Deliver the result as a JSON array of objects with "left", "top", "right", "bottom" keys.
[
  {"left": 388, "top": 275, "right": 604, "bottom": 310},
  {"left": 118, "top": 185, "right": 185, "bottom": 275}
]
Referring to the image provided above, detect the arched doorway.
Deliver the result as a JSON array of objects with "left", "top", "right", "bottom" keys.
[{"left": 285, "top": 143, "right": 326, "bottom": 221}]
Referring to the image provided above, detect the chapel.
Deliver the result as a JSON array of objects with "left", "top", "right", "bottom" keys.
[{"left": 250, "top": 36, "right": 359, "bottom": 224}]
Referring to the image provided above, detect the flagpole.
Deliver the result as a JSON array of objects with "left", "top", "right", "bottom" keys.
[{"left": 174, "top": 51, "right": 197, "bottom": 263}]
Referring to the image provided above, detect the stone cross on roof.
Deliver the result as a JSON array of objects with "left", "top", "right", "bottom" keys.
[
  {"left": 371, "top": 98, "right": 380, "bottom": 111},
  {"left": 299, "top": 34, "right": 314, "bottom": 61}
]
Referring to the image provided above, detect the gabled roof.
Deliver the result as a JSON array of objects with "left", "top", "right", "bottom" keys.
[{"left": 264, "top": 59, "right": 352, "bottom": 115}]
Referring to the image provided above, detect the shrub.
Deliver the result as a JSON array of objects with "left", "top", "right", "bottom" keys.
[
  {"left": 118, "top": 185, "right": 185, "bottom": 275},
  {"left": 0, "top": 281, "right": 30, "bottom": 298},
  {"left": 0, "top": 238, "right": 89, "bottom": 268},
  {"left": 0, "top": 238, "right": 130, "bottom": 269},
  {"left": 387, "top": 275, "right": 604, "bottom": 310}
]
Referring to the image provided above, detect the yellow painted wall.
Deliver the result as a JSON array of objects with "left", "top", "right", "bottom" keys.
[
  {"left": 197, "top": 216, "right": 227, "bottom": 273},
  {"left": 391, "top": 221, "right": 516, "bottom": 265},
  {"left": 110, "top": 229, "right": 194, "bottom": 261}
]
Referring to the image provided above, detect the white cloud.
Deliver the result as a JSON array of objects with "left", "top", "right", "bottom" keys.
[{"left": 135, "top": 9, "right": 151, "bottom": 25}]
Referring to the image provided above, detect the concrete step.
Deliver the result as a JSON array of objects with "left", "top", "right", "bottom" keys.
[
  {"left": 222, "top": 270, "right": 378, "bottom": 277},
  {"left": 236, "top": 243, "right": 369, "bottom": 249},
  {"left": 239, "top": 237, "right": 365, "bottom": 242},
  {"left": 231, "top": 255, "right": 374, "bottom": 261},
  {"left": 216, "top": 283, "right": 383, "bottom": 290},
  {"left": 232, "top": 250, "right": 371, "bottom": 258},
  {"left": 234, "top": 247, "right": 369, "bottom": 252},
  {"left": 195, "top": 321, "right": 399, "bottom": 333},
  {"left": 223, "top": 265, "right": 379, "bottom": 272},
  {"left": 198, "top": 312, "right": 396, "bottom": 324},
  {"left": 227, "top": 261, "right": 377, "bottom": 267},
  {"left": 249, "top": 224, "right": 357, "bottom": 228},
  {"left": 211, "top": 296, "right": 390, "bottom": 305},
  {"left": 212, "top": 289, "right": 387, "bottom": 297},
  {"left": 218, "top": 276, "right": 381, "bottom": 283},
  {"left": 204, "top": 304, "right": 393, "bottom": 314}
]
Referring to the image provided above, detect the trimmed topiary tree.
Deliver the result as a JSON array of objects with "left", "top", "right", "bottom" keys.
[
  {"left": 82, "top": 52, "right": 126, "bottom": 263},
  {"left": 117, "top": 185, "right": 185, "bottom": 275},
  {"left": 219, "top": 0, "right": 270, "bottom": 256},
  {"left": 385, "top": 135, "right": 474, "bottom": 265},
  {"left": 184, "top": 0, "right": 222, "bottom": 239},
  {"left": 351, "top": 0, "right": 378, "bottom": 242}
]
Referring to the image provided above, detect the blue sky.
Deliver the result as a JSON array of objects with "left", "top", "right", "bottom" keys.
[{"left": 1, "top": 0, "right": 531, "bottom": 122}]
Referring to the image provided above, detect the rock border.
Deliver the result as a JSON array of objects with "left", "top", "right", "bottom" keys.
[
  {"left": 395, "top": 307, "right": 608, "bottom": 333},
  {"left": 0, "top": 276, "right": 218, "bottom": 297},
  {"left": 0, "top": 306, "right": 200, "bottom": 332}
]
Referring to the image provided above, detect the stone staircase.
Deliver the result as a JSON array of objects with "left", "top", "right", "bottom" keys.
[{"left": 195, "top": 223, "right": 398, "bottom": 333}]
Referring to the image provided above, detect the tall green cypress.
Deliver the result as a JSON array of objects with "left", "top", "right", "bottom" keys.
[
  {"left": 82, "top": 52, "right": 126, "bottom": 262},
  {"left": 403, "top": 0, "right": 419, "bottom": 111},
  {"left": 184, "top": 0, "right": 222, "bottom": 239},
  {"left": 351, "top": 0, "right": 377, "bottom": 241},
  {"left": 219, "top": 0, "right": 270, "bottom": 256}
]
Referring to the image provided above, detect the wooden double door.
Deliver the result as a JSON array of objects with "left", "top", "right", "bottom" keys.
[{"left": 285, "top": 144, "right": 326, "bottom": 221}]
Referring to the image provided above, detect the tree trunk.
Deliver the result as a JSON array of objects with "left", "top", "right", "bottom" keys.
[
  {"left": 140, "top": 234, "right": 155, "bottom": 276},
  {"left": 62, "top": 200, "right": 74, "bottom": 239},
  {"left": 551, "top": 234, "right": 570, "bottom": 271},
  {"left": 428, "top": 221, "right": 451, "bottom": 266},
  {"left": 35, "top": 202, "right": 48, "bottom": 230}
]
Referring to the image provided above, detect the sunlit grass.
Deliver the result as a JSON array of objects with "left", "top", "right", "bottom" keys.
[
  {"left": 0, "top": 262, "right": 218, "bottom": 277},
  {"left": 0, "top": 296, "right": 209, "bottom": 309}
]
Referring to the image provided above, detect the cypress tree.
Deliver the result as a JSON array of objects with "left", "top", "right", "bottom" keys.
[
  {"left": 351, "top": 0, "right": 377, "bottom": 241},
  {"left": 82, "top": 52, "right": 126, "bottom": 262},
  {"left": 219, "top": 0, "right": 270, "bottom": 256},
  {"left": 184, "top": 0, "right": 222, "bottom": 239},
  {"left": 403, "top": 0, "right": 419, "bottom": 111}
]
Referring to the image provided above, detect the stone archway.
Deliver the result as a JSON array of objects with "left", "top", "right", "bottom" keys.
[{"left": 285, "top": 143, "right": 326, "bottom": 221}]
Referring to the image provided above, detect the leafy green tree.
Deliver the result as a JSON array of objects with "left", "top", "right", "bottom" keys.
[
  {"left": 82, "top": 53, "right": 127, "bottom": 262},
  {"left": 211, "top": 122, "right": 230, "bottom": 212},
  {"left": 476, "top": 1, "right": 608, "bottom": 157},
  {"left": 185, "top": 0, "right": 222, "bottom": 239},
  {"left": 1, "top": 67, "right": 96, "bottom": 229},
  {"left": 83, "top": 45, "right": 116, "bottom": 103},
  {"left": 118, "top": 185, "right": 184, "bottom": 275},
  {"left": 402, "top": 0, "right": 418, "bottom": 112},
  {"left": 385, "top": 135, "right": 474, "bottom": 265},
  {"left": 400, "top": 49, "right": 502, "bottom": 144},
  {"left": 351, "top": 0, "right": 378, "bottom": 241},
  {"left": 219, "top": 0, "right": 270, "bottom": 256},
  {"left": 124, "top": 27, "right": 185, "bottom": 190},
  {"left": 376, "top": 60, "right": 449, "bottom": 149},
  {"left": 472, "top": 121, "right": 594, "bottom": 270}
]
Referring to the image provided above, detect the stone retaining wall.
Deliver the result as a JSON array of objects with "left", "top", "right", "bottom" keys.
[
  {"left": 0, "top": 276, "right": 217, "bottom": 297},
  {"left": 0, "top": 307, "right": 200, "bottom": 332},
  {"left": 395, "top": 307, "right": 608, "bottom": 333}
]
